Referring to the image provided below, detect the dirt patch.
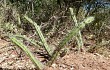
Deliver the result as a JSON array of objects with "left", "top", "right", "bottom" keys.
[
  {"left": 46, "top": 52, "right": 110, "bottom": 70},
  {"left": 0, "top": 39, "right": 110, "bottom": 70},
  {"left": 0, "top": 39, "right": 36, "bottom": 69}
]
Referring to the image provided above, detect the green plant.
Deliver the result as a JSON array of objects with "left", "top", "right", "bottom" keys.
[
  {"left": 9, "top": 15, "right": 53, "bottom": 70},
  {"left": 48, "top": 15, "right": 94, "bottom": 65},
  {"left": 1, "top": 0, "right": 109, "bottom": 69},
  {"left": 9, "top": 36, "right": 44, "bottom": 70},
  {"left": 14, "top": 35, "right": 43, "bottom": 48},
  {"left": 24, "top": 15, "right": 53, "bottom": 56},
  {"left": 69, "top": 7, "right": 84, "bottom": 51},
  {"left": 10, "top": 12, "right": 94, "bottom": 70}
]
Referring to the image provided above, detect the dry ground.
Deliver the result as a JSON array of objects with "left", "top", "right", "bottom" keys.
[
  {"left": 46, "top": 52, "right": 110, "bottom": 70},
  {"left": 0, "top": 38, "right": 110, "bottom": 70}
]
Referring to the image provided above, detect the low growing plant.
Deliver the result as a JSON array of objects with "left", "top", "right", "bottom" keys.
[
  {"left": 48, "top": 14, "right": 94, "bottom": 65},
  {"left": 9, "top": 36, "right": 44, "bottom": 70},
  {"left": 10, "top": 8, "right": 94, "bottom": 69},
  {"left": 69, "top": 7, "right": 84, "bottom": 51}
]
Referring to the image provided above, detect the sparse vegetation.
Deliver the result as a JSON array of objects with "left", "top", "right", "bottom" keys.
[{"left": 0, "top": 0, "right": 110, "bottom": 70}]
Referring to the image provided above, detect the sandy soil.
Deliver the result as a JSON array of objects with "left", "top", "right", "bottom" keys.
[
  {"left": 46, "top": 52, "right": 110, "bottom": 70},
  {"left": 0, "top": 39, "right": 110, "bottom": 70}
]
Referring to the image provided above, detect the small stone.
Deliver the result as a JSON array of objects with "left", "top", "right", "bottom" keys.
[{"left": 52, "top": 63, "right": 57, "bottom": 68}]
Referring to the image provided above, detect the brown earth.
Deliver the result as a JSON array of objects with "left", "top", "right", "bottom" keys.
[
  {"left": 0, "top": 38, "right": 110, "bottom": 70},
  {"left": 46, "top": 52, "right": 110, "bottom": 70}
]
